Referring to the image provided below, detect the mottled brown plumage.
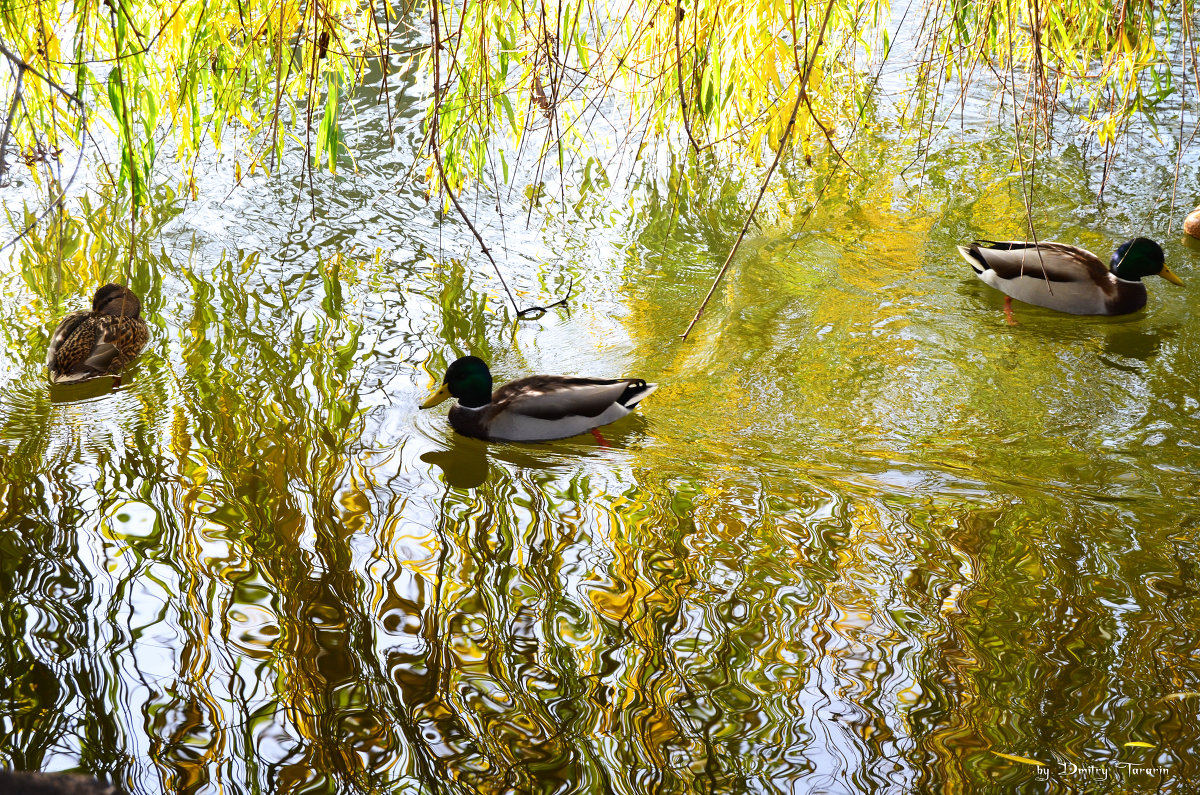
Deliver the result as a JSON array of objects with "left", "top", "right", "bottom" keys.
[{"left": 46, "top": 284, "right": 149, "bottom": 383}]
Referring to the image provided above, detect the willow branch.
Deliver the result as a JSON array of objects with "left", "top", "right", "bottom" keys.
[
  {"left": 0, "top": 33, "right": 88, "bottom": 254},
  {"left": 681, "top": 0, "right": 837, "bottom": 341},
  {"left": 0, "top": 37, "right": 82, "bottom": 108},
  {"left": 0, "top": 63, "right": 24, "bottom": 187},
  {"left": 429, "top": 0, "right": 569, "bottom": 319}
]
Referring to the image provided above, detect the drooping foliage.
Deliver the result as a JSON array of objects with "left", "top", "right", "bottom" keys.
[
  {"left": 0, "top": 0, "right": 1195, "bottom": 218},
  {"left": 0, "top": 0, "right": 388, "bottom": 209}
]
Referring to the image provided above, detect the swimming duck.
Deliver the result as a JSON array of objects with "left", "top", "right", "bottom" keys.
[
  {"left": 1185, "top": 207, "right": 1200, "bottom": 239},
  {"left": 46, "top": 284, "right": 149, "bottom": 383},
  {"left": 420, "top": 355, "right": 657, "bottom": 442},
  {"left": 957, "top": 237, "right": 1182, "bottom": 317}
]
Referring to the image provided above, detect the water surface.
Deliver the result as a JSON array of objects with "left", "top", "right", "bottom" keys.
[{"left": 2, "top": 32, "right": 1200, "bottom": 795}]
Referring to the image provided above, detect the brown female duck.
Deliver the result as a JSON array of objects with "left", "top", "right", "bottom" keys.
[{"left": 46, "top": 284, "right": 149, "bottom": 383}]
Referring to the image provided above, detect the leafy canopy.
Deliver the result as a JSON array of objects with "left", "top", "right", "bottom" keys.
[{"left": 0, "top": 0, "right": 1192, "bottom": 212}]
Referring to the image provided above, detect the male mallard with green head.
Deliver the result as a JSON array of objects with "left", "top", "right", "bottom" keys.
[
  {"left": 958, "top": 237, "right": 1182, "bottom": 319},
  {"left": 420, "top": 355, "right": 657, "bottom": 442},
  {"left": 46, "top": 284, "right": 149, "bottom": 383}
]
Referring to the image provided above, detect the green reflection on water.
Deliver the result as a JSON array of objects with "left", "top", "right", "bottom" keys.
[{"left": 2, "top": 64, "right": 1200, "bottom": 795}]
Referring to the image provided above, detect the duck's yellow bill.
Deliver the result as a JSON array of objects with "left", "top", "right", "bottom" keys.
[
  {"left": 420, "top": 382, "right": 452, "bottom": 409},
  {"left": 1161, "top": 265, "right": 1184, "bottom": 286}
]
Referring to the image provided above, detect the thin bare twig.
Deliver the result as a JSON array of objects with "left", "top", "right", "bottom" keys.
[
  {"left": 1167, "top": 4, "right": 1193, "bottom": 235},
  {"left": 674, "top": 1, "right": 701, "bottom": 156}
]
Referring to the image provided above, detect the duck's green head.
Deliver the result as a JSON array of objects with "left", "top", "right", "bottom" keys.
[
  {"left": 1111, "top": 238, "right": 1183, "bottom": 285},
  {"left": 420, "top": 356, "right": 493, "bottom": 409}
]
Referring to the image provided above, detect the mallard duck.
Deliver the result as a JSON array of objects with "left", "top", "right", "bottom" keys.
[
  {"left": 420, "top": 355, "right": 657, "bottom": 442},
  {"left": 1185, "top": 207, "right": 1200, "bottom": 239},
  {"left": 46, "top": 284, "right": 149, "bottom": 383},
  {"left": 957, "top": 237, "right": 1182, "bottom": 317}
]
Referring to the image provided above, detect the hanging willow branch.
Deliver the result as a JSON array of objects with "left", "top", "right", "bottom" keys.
[
  {"left": 0, "top": 0, "right": 1192, "bottom": 247},
  {"left": 0, "top": 34, "right": 88, "bottom": 254},
  {"left": 428, "top": 0, "right": 571, "bottom": 319},
  {"left": 680, "top": 0, "right": 837, "bottom": 342},
  {"left": 0, "top": 60, "right": 23, "bottom": 188}
]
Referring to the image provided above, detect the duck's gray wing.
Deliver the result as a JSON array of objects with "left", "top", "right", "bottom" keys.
[
  {"left": 497, "top": 376, "right": 652, "bottom": 420},
  {"left": 963, "top": 241, "right": 1107, "bottom": 284}
]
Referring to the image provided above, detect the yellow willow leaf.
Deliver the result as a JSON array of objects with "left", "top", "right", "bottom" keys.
[
  {"left": 171, "top": 8, "right": 186, "bottom": 42},
  {"left": 771, "top": 92, "right": 797, "bottom": 146},
  {"left": 776, "top": 38, "right": 793, "bottom": 75},
  {"left": 44, "top": 29, "right": 61, "bottom": 62},
  {"left": 281, "top": 4, "right": 302, "bottom": 33},
  {"left": 991, "top": 751, "right": 1046, "bottom": 767},
  {"left": 807, "top": 59, "right": 825, "bottom": 92},
  {"left": 747, "top": 125, "right": 765, "bottom": 165},
  {"left": 760, "top": 43, "right": 779, "bottom": 89},
  {"left": 1124, "top": 742, "right": 1155, "bottom": 748}
]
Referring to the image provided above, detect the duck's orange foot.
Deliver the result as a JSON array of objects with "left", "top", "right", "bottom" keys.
[
  {"left": 1004, "top": 295, "right": 1017, "bottom": 326},
  {"left": 590, "top": 428, "right": 609, "bottom": 447}
]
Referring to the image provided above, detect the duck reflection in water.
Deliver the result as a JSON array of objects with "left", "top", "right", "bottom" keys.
[
  {"left": 47, "top": 375, "right": 124, "bottom": 403},
  {"left": 421, "top": 416, "right": 645, "bottom": 489},
  {"left": 0, "top": 770, "right": 121, "bottom": 795},
  {"left": 421, "top": 441, "right": 491, "bottom": 489}
]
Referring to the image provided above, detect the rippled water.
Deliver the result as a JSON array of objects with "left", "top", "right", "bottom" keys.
[{"left": 3, "top": 30, "right": 1200, "bottom": 795}]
